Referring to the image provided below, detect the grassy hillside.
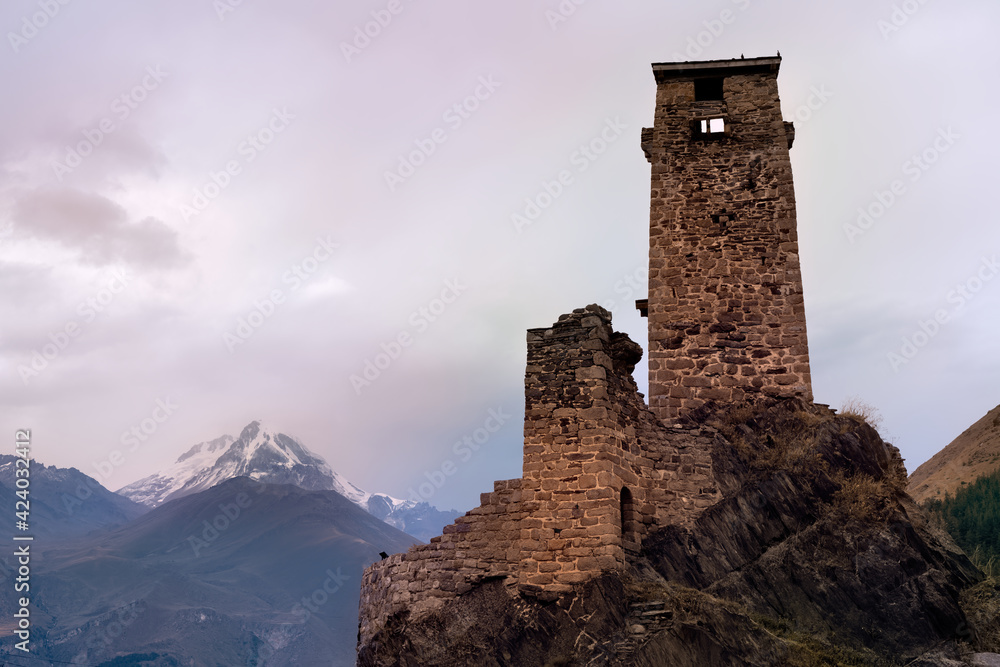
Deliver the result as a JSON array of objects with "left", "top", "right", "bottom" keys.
[{"left": 909, "top": 404, "right": 1000, "bottom": 504}]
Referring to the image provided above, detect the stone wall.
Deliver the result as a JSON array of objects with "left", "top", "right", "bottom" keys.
[
  {"left": 358, "top": 477, "right": 526, "bottom": 646},
  {"left": 641, "top": 56, "right": 812, "bottom": 422},
  {"left": 518, "top": 306, "right": 719, "bottom": 594},
  {"left": 358, "top": 306, "right": 720, "bottom": 647},
  {"left": 517, "top": 306, "right": 640, "bottom": 592}
]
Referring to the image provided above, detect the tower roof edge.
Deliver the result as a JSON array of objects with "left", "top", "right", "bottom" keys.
[{"left": 651, "top": 55, "right": 781, "bottom": 81}]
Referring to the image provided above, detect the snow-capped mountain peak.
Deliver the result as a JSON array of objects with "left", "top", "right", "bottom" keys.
[
  {"left": 118, "top": 420, "right": 390, "bottom": 510},
  {"left": 115, "top": 421, "right": 455, "bottom": 541},
  {"left": 117, "top": 421, "right": 341, "bottom": 507}
]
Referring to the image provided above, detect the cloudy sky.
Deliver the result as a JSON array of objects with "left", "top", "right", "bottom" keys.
[{"left": 1, "top": 0, "right": 997, "bottom": 514}]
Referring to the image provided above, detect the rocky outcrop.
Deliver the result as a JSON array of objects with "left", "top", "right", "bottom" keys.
[
  {"left": 358, "top": 400, "right": 994, "bottom": 666},
  {"left": 651, "top": 401, "right": 987, "bottom": 661}
]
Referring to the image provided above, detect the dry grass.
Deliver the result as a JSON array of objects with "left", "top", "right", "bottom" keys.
[
  {"left": 623, "top": 571, "right": 899, "bottom": 666},
  {"left": 793, "top": 410, "right": 827, "bottom": 428},
  {"left": 622, "top": 573, "right": 744, "bottom": 616},
  {"left": 757, "top": 430, "right": 822, "bottom": 477},
  {"left": 778, "top": 635, "right": 900, "bottom": 667},
  {"left": 839, "top": 396, "right": 884, "bottom": 433},
  {"left": 719, "top": 409, "right": 825, "bottom": 482},
  {"left": 712, "top": 403, "right": 757, "bottom": 443},
  {"left": 832, "top": 473, "right": 898, "bottom": 523},
  {"left": 971, "top": 545, "right": 999, "bottom": 579},
  {"left": 714, "top": 400, "right": 908, "bottom": 526},
  {"left": 959, "top": 574, "right": 1000, "bottom": 653}
]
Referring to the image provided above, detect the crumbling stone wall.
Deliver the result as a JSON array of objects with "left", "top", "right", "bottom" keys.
[
  {"left": 359, "top": 306, "right": 719, "bottom": 647},
  {"left": 517, "top": 306, "right": 640, "bottom": 592},
  {"left": 640, "top": 56, "right": 812, "bottom": 422},
  {"left": 518, "top": 305, "right": 718, "bottom": 593},
  {"left": 358, "top": 477, "right": 526, "bottom": 645}
]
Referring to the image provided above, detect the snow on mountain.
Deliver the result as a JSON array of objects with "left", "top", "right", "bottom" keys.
[
  {"left": 118, "top": 434, "right": 235, "bottom": 507},
  {"left": 117, "top": 420, "right": 456, "bottom": 540}
]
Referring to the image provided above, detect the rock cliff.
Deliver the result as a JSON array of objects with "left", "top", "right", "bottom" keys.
[{"left": 358, "top": 399, "right": 998, "bottom": 665}]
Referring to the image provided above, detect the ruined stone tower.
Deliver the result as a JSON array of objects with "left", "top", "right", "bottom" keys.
[
  {"left": 638, "top": 56, "right": 812, "bottom": 422},
  {"left": 358, "top": 56, "right": 815, "bottom": 649}
]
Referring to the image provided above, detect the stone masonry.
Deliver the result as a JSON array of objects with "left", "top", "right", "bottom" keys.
[
  {"left": 358, "top": 56, "right": 814, "bottom": 649},
  {"left": 639, "top": 56, "right": 812, "bottom": 422}
]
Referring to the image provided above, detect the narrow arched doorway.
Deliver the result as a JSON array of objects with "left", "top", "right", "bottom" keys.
[{"left": 620, "top": 486, "right": 638, "bottom": 554}]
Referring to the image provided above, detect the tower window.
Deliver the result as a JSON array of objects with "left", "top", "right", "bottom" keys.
[
  {"left": 692, "top": 117, "right": 727, "bottom": 140},
  {"left": 620, "top": 487, "right": 634, "bottom": 532},
  {"left": 701, "top": 118, "right": 725, "bottom": 134},
  {"left": 695, "top": 77, "right": 725, "bottom": 101}
]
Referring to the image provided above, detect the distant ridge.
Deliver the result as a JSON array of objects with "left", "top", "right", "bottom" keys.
[
  {"left": 0, "top": 455, "right": 146, "bottom": 539},
  {"left": 908, "top": 403, "right": 1000, "bottom": 503}
]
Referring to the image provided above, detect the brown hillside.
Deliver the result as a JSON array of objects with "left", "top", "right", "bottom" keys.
[{"left": 908, "top": 403, "right": 1000, "bottom": 504}]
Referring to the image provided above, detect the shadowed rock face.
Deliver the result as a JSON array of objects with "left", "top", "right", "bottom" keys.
[
  {"left": 647, "top": 401, "right": 982, "bottom": 660},
  {"left": 357, "top": 400, "right": 994, "bottom": 666}
]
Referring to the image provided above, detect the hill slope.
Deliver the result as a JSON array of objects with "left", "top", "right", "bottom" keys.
[
  {"left": 2, "top": 478, "right": 417, "bottom": 666},
  {"left": 909, "top": 403, "right": 1000, "bottom": 503}
]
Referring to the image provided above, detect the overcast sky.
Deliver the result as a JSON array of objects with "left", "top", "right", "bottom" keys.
[{"left": 1, "top": 0, "right": 997, "bottom": 514}]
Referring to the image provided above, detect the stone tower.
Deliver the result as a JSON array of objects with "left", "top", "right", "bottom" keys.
[
  {"left": 358, "top": 57, "right": 815, "bottom": 648},
  {"left": 638, "top": 55, "right": 812, "bottom": 422}
]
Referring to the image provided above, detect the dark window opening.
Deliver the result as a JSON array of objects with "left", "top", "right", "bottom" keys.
[
  {"left": 695, "top": 77, "right": 725, "bottom": 101},
  {"left": 620, "top": 486, "right": 637, "bottom": 552},
  {"left": 746, "top": 156, "right": 762, "bottom": 190},
  {"left": 712, "top": 213, "right": 733, "bottom": 229}
]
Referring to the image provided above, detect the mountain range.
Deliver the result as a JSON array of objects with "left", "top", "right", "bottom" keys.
[
  {"left": 0, "top": 420, "right": 462, "bottom": 663},
  {"left": 4, "top": 477, "right": 417, "bottom": 665},
  {"left": 118, "top": 420, "right": 459, "bottom": 542}
]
